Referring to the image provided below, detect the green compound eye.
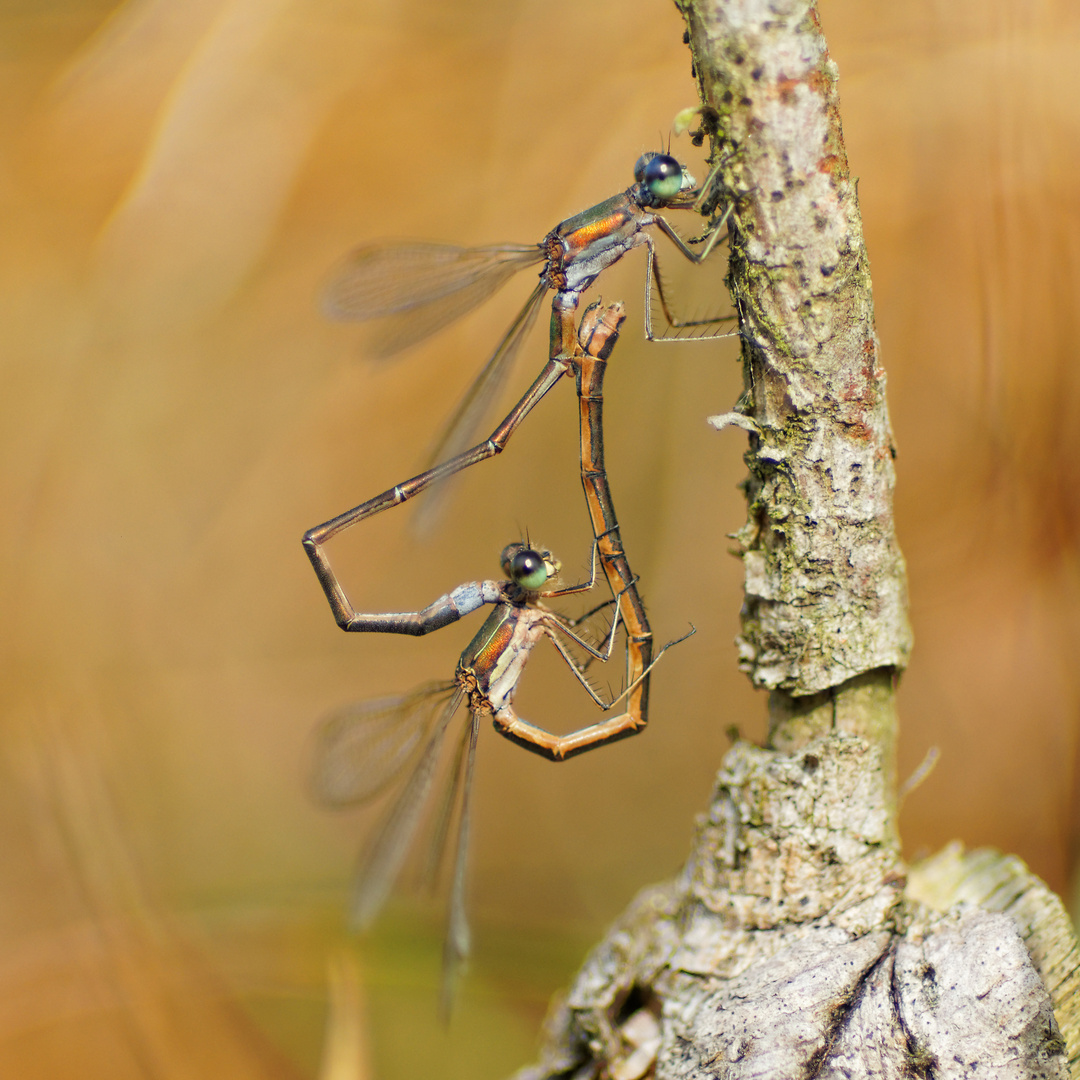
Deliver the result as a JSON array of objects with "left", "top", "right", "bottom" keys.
[
  {"left": 641, "top": 153, "right": 685, "bottom": 199},
  {"left": 510, "top": 549, "right": 549, "bottom": 590}
]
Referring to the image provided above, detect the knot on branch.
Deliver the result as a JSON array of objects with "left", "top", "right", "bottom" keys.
[{"left": 514, "top": 733, "right": 1074, "bottom": 1080}]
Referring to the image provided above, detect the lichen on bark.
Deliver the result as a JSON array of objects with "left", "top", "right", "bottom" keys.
[{"left": 694, "top": 0, "right": 913, "bottom": 695}]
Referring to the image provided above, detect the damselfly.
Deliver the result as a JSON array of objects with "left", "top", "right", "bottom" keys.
[
  {"left": 310, "top": 540, "right": 635, "bottom": 1010},
  {"left": 324, "top": 151, "right": 733, "bottom": 473},
  {"left": 304, "top": 301, "right": 691, "bottom": 760}
]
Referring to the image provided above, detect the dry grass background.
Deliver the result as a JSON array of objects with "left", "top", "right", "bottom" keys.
[{"left": 1, "top": 0, "right": 1078, "bottom": 1076}]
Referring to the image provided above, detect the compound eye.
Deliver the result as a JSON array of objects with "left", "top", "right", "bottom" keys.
[
  {"left": 633, "top": 152, "right": 657, "bottom": 184},
  {"left": 510, "top": 549, "right": 548, "bottom": 590},
  {"left": 642, "top": 153, "right": 685, "bottom": 199}
]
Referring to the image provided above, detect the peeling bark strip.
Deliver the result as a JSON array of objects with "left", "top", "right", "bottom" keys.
[{"left": 682, "top": 0, "right": 912, "bottom": 694}]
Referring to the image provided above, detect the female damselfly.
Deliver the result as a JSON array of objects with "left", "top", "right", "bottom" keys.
[{"left": 310, "top": 540, "right": 636, "bottom": 1010}]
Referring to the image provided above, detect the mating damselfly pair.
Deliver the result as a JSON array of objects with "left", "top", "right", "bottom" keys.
[{"left": 303, "top": 149, "right": 734, "bottom": 1008}]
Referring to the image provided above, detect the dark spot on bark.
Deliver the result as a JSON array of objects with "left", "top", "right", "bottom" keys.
[
  {"left": 814, "top": 214, "right": 829, "bottom": 230},
  {"left": 770, "top": 190, "right": 784, "bottom": 202},
  {"left": 820, "top": 264, "right": 836, "bottom": 277},
  {"left": 698, "top": 106, "right": 721, "bottom": 136},
  {"left": 613, "top": 983, "right": 660, "bottom": 1027},
  {"left": 740, "top": 97, "right": 752, "bottom": 106},
  {"left": 691, "top": 62, "right": 697, "bottom": 78},
  {"left": 802, "top": 753, "right": 820, "bottom": 774},
  {"left": 682, "top": 29, "right": 689, "bottom": 43},
  {"left": 722, "top": 89, "right": 733, "bottom": 104},
  {"left": 906, "top": 1042, "right": 938, "bottom": 1078},
  {"left": 733, "top": 53, "right": 744, "bottom": 64},
  {"left": 1041, "top": 1024, "right": 1068, "bottom": 1059},
  {"left": 691, "top": 133, "right": 704, "bottom": 146},
  {"left": 799, "top": 895, "right": 810, "bottom": 905},
  {"left": 751, "top": 66, "right": 763, "bottom": 80}
]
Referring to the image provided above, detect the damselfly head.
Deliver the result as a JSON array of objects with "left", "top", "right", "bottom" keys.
[
  {"left": 634, "top": 152, "right": 696, "bottom": 202},
  {"left": 500, "top": 543, "right": 558, "bottom": 592}
]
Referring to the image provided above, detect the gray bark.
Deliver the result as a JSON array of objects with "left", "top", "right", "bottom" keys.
[
  {"left": 699, "top": 0, "right": 912, "bottom": 695},
  {"left": 511, "top": 1, "right": 1080, "bottom": 1077},
  {"left": 515, "top": 739, "right": 1075, "bottom": 1079}
]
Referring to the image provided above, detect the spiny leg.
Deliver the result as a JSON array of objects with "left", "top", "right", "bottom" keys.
[
  {"left": 540, "top": 535, "right": 604, "bottom": 598},
  {"left": 490, "top": 623, "right": 695, "bottom": 761},
  {"left": 643, "top": 226, "right": 738, "bottom": 341},
  {"left": 536, "top": 575, "right": 636, "bottom": 683}
]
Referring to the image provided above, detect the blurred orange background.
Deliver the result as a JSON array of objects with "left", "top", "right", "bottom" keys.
[{"left": 1, "top": 0, "right": 1077, "bottom": 1076}]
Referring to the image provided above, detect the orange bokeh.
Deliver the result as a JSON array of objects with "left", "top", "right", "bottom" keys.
[{"left": 0, "top": 0, "right": 1077, "bottom": 1075}]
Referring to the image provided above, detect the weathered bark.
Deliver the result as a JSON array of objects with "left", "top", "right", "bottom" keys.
[
  {"left": 515, "top": 757, "right": 1076, "bottom": 1079},
  {"left": 513, "top": 1, "right": 1079, "bottom": 1078},
  {"left": 703, "top": 7, "right": 911, "bottom": 698}
]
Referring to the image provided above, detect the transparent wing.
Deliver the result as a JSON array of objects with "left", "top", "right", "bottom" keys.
[
  {"left": 323, "top": 242, "right": 544, "bottom": 357},
  {"left": 411, "top": 279, "right": 548, "bottom": 534},
  {"left": 309, "top": 681, "right": 458, "bottom": 808},
  {"left": 422, "top": 712, "right": 472, "bottom": 891},
  {"left": 350, "top": 687, "right": 466, "bottom": 928},
  {"left": 441, "top": 708, "right": 480, "bottom": 1017}
]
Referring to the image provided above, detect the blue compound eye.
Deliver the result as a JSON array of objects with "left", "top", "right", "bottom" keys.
[
  {"left": 641, "top": 153, "right": 686, "bottom": 199},
  {"left": 510, "top": 549, "right": 549, "bottom": 591}
]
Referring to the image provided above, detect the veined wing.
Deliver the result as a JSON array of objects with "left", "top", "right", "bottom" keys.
[
  {"left": 310, "top": 681, "right": 458, "bottom": 807},
  {"left": 323, "top": 242, "right": 543, "bottom": 357},
  {"left": 412, "top": 279, "right": 548, "bottom": 533},
  {"left": 413, "top": 702, "right": 482, "bottom": 1014},
  {"left": 350, "top": 686, "right": 465, "bottom": 928},
  {"left": 441, "top": 708, "right": 480, "bottom": 1016}
]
